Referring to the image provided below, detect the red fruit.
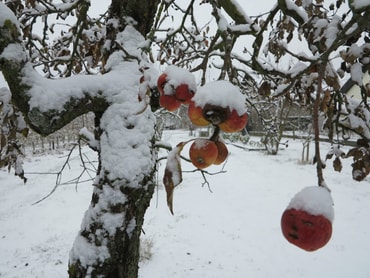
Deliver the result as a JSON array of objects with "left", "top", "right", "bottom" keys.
[
  {"left": 188, "top": 101, "right": 210, "bottom": 126},
  {"left": 159, "top": 95, "right": 181, "bottom": 111},
  {"left": 218, "top": 109, "right": 248, "bottom": 133},
  {"left": 157, "top": 73, "right": 167, "bottom": 95},
  {"left": 189, "top": 139, "right": 218, "bottom": 169},
  {"left": 281, "top": 208, "right": 332, "bottom": 251},
  {"left": 175, "top": 84, "right": 195, "bottom": 104},
  {"left": 213, "top": 141, "right": 228, "bottom": 165}
]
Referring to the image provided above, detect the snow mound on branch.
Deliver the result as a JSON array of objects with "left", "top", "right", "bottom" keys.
[
  {"left": 192, "top": 80, "right": 247, "bottom": 115},
  {"left": 287, "top": 186, "right": 334, "bottom": 222},
  {"left": 0, "top": 2, "right": 20, "bottom": 30}
]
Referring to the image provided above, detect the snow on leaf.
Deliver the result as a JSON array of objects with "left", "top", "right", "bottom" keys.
[{"left": 163, "top": 142, "right": 185, "bottom": 214}]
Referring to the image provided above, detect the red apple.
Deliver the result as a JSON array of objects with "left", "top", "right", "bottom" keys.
[
  {"left": 218, "top": 109, "right": 248, "bottom": 133},
  {"left": 281, "top": 208, "right": 332, "bottom": 251},
  {"left": 159, "top": 95, "right": 181, "bottom": 111},
  {"left": 213, "top": 140, "right": 228, "bottom": 165},
  {"left": 189, "top": 139, "right": 218, "bottom": 169},
  {"left": 188, "top": 101, "right": 210, "bottom": 126},
  {"left": 157, "top": 73, "right": 167, "bottom": 95},
  {"left": 175, "top": 84, "right": 195, "bottom": 104}
]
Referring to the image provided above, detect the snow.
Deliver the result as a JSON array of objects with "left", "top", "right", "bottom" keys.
[
  {"left": 350, "top": 62, "right": 363, "bottom": 85},
  {"left": 0, "top": 44, "right": 27, "bottom": 63},
  {"left": 162, "top": 66, "right": 197, "bottom": 96},
  {"left": 351, "top": 0, "right": 370, "bottom": 10},
  {"left": 1, "top": 130, "right": 370, "bottom": 277},
  {"left": 216, "top": 9, "right": 228, "bottom": 32},
  {"left": 191, "top": 80, "right": 247, "bottom": 116},
  {"left": 284, "top": 0, "right": 308, "bottom": 22},
  {"left": 99, "top": 102, "right": 155, "bottom": 182},
  {"left": 286, "top": 186, "right": 334, "bottom": 222},
  {"left": 0, "top": 2, "right": 20, "bottom": 30},
  {"left": 229, "top": 0, "right": 253, "bottom": 25}
]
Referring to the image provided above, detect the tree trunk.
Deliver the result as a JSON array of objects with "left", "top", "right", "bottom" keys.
[
  {"left": 68, "top": 176, "right": 156, "bottom": 278},
  {"left": 67, "top": 0, "right": 161, "bottom": 276},
  {"left": 68, "top": 103, "right": 157, "bottom": 278}
]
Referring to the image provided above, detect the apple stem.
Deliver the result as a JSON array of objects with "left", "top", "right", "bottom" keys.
[
  {"left": 210, "top": 125, "right": 221, "bottom": 141},
  {"left": 313, "top": 64, "right": 325, "bottom": 187}
]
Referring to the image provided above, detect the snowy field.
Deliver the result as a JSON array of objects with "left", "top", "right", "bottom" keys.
[{"left": 1, "top": 129, "right": 370, "bottom": 278}]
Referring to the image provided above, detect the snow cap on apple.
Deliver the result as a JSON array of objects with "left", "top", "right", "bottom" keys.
[
  {"left": 286, "top": 186, "right": 334, "bottom": 221},
  {"left": 159, "top": 65, "right": 196, "bottom": 96},
  {"left": 188, "top": 80, "right": 248, "bottom": 132},
  {"left": 157, "top": 66, "right": 197, "bottom": 110},
  {"left": 281, "top": 186, "right": 334, "bottom": 252},
  {"left": 191, "top": 80, "right": 246, "bottom": 116}
]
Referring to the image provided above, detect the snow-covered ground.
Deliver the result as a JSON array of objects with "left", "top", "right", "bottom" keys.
[{"left": 1, "top": 129, "right": 370, "bottom": 278}]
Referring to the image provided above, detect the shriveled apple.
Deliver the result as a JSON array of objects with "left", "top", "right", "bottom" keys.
[
  {"left": 281, "top": 208, "right": 332, "bottom": 251},
  {"left": 281, "top": 186, "right": 334, "bottom": 252}
]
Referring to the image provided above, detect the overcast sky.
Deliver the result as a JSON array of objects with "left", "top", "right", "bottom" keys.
[{"left": 0, "top": 1, "right": 278, "bottom": 88}]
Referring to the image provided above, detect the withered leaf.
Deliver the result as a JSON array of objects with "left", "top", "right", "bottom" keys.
[
  {"left": 333, "top": 157, "right": 342, "bottom": 172},
  {"left": 352, "top": 160, "right": 368, "bottom": 181},
  {"left": 163, "top": 142, "right": 184, "bottom": 215},
  {"left": 326, "top": 152, "right": 334, "bottom": 160},
  {"left": 346, "top": 148, "right": 364, "bottom": 160}
]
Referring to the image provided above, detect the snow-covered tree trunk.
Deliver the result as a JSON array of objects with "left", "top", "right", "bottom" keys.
[
  {"left": 68, "top": 102, "right": 157, "bottom": 277},
  {"left": 0, "top": 1, "right": 160, "bottom": 277}
]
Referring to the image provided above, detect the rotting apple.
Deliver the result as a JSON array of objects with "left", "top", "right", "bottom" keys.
[
  {"left": 189, "top": 138, "right": 218, "bottom": 169},
  {"left": 281, "top": 208, "right": 332, "bottom": 252}
]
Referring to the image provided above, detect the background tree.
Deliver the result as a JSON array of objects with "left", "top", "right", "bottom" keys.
[{"left": 1, "top": 0, "right": 370, "bottom": 277}]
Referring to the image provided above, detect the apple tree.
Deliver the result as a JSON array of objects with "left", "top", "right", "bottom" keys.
[{"left": 1, "top": 0, "right": 370, "bottom": 277}]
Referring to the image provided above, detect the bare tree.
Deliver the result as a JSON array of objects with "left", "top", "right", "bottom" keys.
[{"left": 1, "top": 0, "right": 370, "bottom": 277}]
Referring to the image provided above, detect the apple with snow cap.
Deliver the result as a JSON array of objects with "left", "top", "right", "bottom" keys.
[
  {"left": 188, "top": 80, "right": 248, "bottom": 132},
  {"left": 281, "top": 186, "right": 334, "bottom": 251},
  {"left": 157, "top": 66, "right": 196, "bottom": 111}
]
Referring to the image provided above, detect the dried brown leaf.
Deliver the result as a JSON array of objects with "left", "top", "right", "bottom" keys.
[
  {"left": 325, "top": 152, "right": 334, "bottom": 160},
  {"left": 162, "top": 142, "right": 185, "bottom": 214},
  {"left": 333, "top": 157, "right": 342, "bottom": 172}
]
